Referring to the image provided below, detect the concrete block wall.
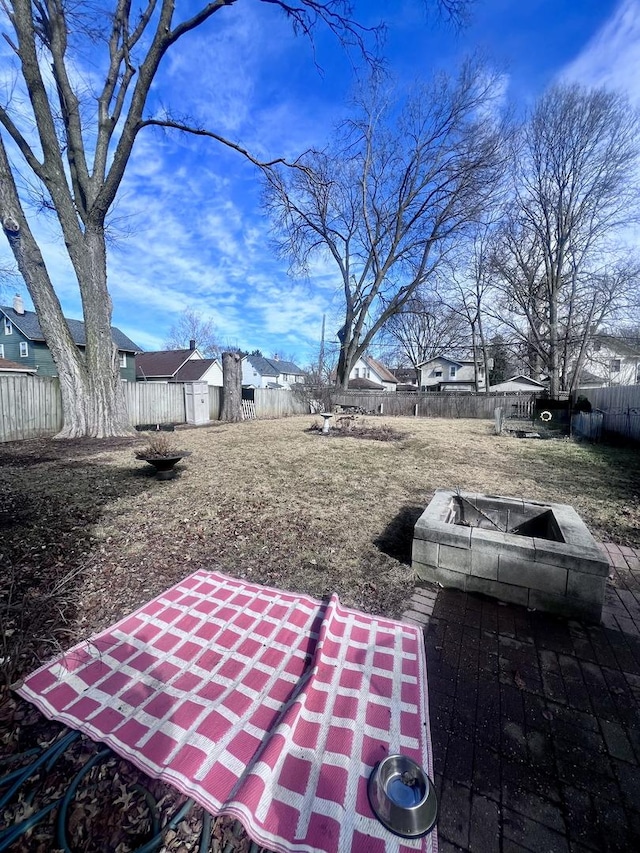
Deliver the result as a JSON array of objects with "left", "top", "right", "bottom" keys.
[{"left": 413, "top": 489, "right": 609, "bottom": 623}]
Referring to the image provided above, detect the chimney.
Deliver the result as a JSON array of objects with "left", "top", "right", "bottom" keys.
[
  {"left": 189, "top": 339, "right": 196, "bottom": 351},
  {"left": 13, "top": 294, "right": 25, "bottom": 315}
]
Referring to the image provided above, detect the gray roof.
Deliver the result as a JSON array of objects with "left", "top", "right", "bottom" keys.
[
  {"left": 592, "top": 334, "right": 640, "bottom": 358},
  {"left": 245, "top": 355, "right": 304, "bottom": 376},
  {"left": 417, "top": 355, "right": 467, "bottom": 368},
  {"left": 0, "top": 305, "right": 141, "bottom": 352}
]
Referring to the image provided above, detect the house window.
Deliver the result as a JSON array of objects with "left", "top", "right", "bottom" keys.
[
  {"left": 611, "top": 359, "right": 621, "bottom": 373},
  {"left": 19, "top": 341, "right": 28, "bottom": 357},
  {"left": 450, "top": 366, "right": 457, "bottom": 378},
  {"left": 434, "top": 370, "right": 442, "bottom": 377},
  {"left": 0, "top": 344, "right": 3, "bottom": 358},
  {"left": 119, "top": 352, "right": 127, "bottom": 368},
  {"left": 354, "top": 368, "right": 359, "bottom": 378},
  {"left": 4, "top": 318, "right": 12, "bottom": 335},
  {"left": 366, "top": 369, "right": 371, "bottom": 379}
]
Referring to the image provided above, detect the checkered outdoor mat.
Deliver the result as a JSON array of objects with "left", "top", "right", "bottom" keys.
[{"left": 17, "top": 571, "right": 437, "bottom": 853}]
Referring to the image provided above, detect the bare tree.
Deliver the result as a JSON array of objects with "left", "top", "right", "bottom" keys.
[
  {"left": 444, "top": 223, "right": 505, "bottom": 391},
  {"left": 265, "top": 62, "right": 509, "bottom": 387},
  {"left": 510, "top": 83, "right": 640, "bottom": 396},
  {"left": 379, "top": 288, "right": 468, "bottom": 369},
  {"left": 489, "top": 207, "right": 640, "bottom": 390},
  {"left": 0, "top": 0, "right": 417, "bottom": 438},
  {"left": 164, "top": 308, "right": 220, "bottom": 357}
]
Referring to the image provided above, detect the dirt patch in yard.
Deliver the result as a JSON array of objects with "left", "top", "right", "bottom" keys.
[{"left": 1, "top": 416, "right": 638, "bottom": 851}]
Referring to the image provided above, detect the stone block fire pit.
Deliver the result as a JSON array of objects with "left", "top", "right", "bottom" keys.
[{"left": 412, "top": 489, "right": 609, "bottom": 622}]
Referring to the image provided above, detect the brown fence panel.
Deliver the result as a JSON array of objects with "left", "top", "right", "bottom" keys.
[
  {"left": 124, "top": 382, "right": 186, "bottom": 425},
  {"left": 329, "top": 390, "right": 540, "bottom": 420},
  {"left": 0, "top": 375, "right": 62, "bottom": 441},
  {"left": 207, "top": 386, "right": 222, "bottom": 421},
  {"left": 254, "top": 389, "right": 309, "bottom": 418},
  {"left": 576, "top": 385, "right": 640, "bottom": 443}
]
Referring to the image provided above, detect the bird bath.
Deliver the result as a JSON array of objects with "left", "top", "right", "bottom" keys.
[{"left": 319, "top": 413, "right": 333, "bottom": 434}]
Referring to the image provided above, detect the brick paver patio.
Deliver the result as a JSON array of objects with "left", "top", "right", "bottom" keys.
[{"left": 403, "top": 543, "right": 640, "bottom": 852}]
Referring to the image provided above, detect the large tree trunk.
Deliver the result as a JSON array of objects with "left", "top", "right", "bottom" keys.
[
  {"left": 220, "top": 352, "right": 243, "bottom": 422},
  {"left": 0, "top": 139, "right": 129, "bottom": 438},
  {"left": 71, "top": 226, "right": 130, "bottom": 438},
  {"left": 548, "top": 286, "right": 559, "bottom": 398},
  {"left": 476, "top": 311, "right": 491, "bottom": 393}
]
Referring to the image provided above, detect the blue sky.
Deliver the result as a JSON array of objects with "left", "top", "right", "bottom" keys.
[{"left": 1, "top": 0, "right": 639, "bottom": 367}]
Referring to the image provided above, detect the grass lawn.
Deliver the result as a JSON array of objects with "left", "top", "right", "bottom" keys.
[{"left": 1, "top": 414, "right": 638, "bottom": 851}]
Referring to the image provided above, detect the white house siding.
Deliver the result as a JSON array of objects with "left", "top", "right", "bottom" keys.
[
  {"left": 241, "top": 362, "right": 272, "bottom": 388},
  {"left": 581, "top": 346, "right": 640, "bottom": 387},
  {"left": 419, "top": 358, "right": 487, "bottom": 391},
  {"left": 200, "top": 361, "right": 223, "bottom": 387},
  {"left": 349, "top": 357, "right": 396, "bottom": 392}
]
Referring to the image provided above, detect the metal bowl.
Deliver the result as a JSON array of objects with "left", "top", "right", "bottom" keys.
[{"left": 367, "top": 754, "right": 438, "bottom": 838}]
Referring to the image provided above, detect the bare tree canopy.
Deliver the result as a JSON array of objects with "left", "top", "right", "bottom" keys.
[
  {"left": 0, "top": 0, "right": 467, "bottom": 437},
  {"left": 379, "top": 288, "right": 468, "bottom": 369},
  {"left": 490, "top": 83, "right": 640, "bottom": 394},
  {"left": 264, "top": 61, "right": 509, "bottom": 387},
  {"left": 164, "top": 308, "right": 220, "bottom": 357}
]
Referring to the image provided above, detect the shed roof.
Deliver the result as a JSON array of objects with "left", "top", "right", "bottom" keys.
[
  {"left": 0, "top": 357, "right": 37, "bottom": 373},
  {"left": 0, "top": 305, "right": 140, "bottom": 352},
  {"left": 348, "top": 377, "right": 384, "bottom": 390},
  {"left": 490, "top": 375, "right": 547, "bottom": 390}
]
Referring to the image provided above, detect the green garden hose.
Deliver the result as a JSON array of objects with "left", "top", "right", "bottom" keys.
[{"left": 0, "top": 732, "right": 208, "bottom": 853}]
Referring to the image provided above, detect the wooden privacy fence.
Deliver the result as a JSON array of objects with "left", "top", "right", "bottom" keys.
[
  {"left": 123, "top": 382, "right": 185, "bottom": 426},
  {"left": 254, "top": 388, "right": 309, "bottom": 418},
  {"left": 0, "top": 377, "right": 311, "bottom": 442},
  {"left": 576, "top": 385, "right": 640, "bottom": 443},
  {"left": 572, "top": 412, "right": 604, "bottom": 442},
  {"left": 0, "top": 375, "right": 62, "bottom": 442},
  {"left": 330, "top": 390, "right": 540, "bottom": 420}
]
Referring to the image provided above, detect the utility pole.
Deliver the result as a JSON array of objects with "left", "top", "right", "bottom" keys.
[{"left": 318, "top": 314, "right": 326, "bottom": 382}]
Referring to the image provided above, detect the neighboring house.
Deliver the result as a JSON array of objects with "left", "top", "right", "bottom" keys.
[
  {"left": 136, "top": 343, "right": 223, "bottom": 386},
  {"left": 349, "top": 356, "right": 398, "bottom": 392},
  {"left": 0, "top": 357, "right": 37, "bottom": 376},
  {"left": 418, "top": 355, "right": 489, "bottom": 391},
  {"left": 489, "top": 375, "right": 547, "bottom": 393},
  {"left": 0, "top": 295, "right": 140, "bottom": 381},
  {"left": 577, "top": 335, "right": 640, "bottom": 388},
  {"left": 241, "top": 355, "right": 306, "bottom": 389},
  {"left": 393, "top": 367, "right": 419, "bottom": 390}
]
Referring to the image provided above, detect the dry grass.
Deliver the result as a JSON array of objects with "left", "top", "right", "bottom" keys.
[
  {"left": 1, "top": 415, "right": 638, "bottom": 851},
  {"left": 1, "top": 416, "right": 638, "bottom": 686},
  {"left": 0, "top": 417, "right": 637, "bottom": 665}
]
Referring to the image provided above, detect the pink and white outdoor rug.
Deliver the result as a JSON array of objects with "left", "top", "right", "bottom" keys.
[{"left": 17, "top": 571, "right": 437, "bottom": 853}]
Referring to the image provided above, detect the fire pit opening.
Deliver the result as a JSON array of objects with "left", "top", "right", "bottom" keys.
[
  {"left": 413, "top": 490, "right": 609, "bottom": 622},
  {"left": 452, "top": 495, "right": 564, "bottom": 542}
]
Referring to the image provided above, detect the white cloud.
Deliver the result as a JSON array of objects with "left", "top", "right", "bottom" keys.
[{"left": 561, "top": 0, "right": 640, "bottom": 104}]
